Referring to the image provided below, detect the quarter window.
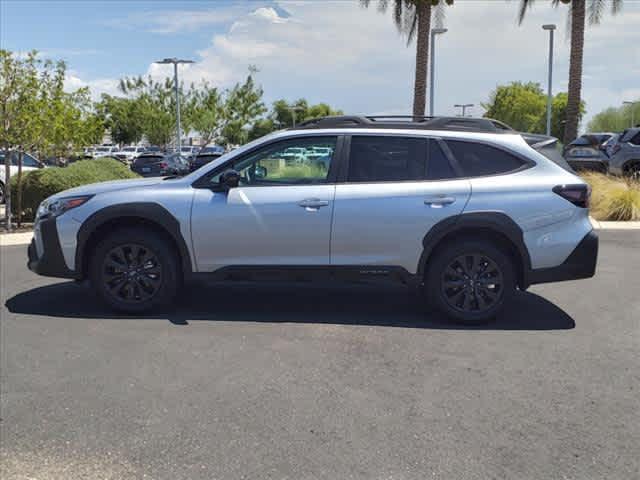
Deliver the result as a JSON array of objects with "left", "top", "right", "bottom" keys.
[
  {"left": 445, "top": 140, "right": 524, "bottom": 177},
  {"left": 348, "top": 136, "right": 426, "bottom": 182}
]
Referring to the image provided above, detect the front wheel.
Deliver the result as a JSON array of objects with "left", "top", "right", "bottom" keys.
[
  {"left": 89, "top": 228, "right": 180, "bottom": 313},
  {"left": 425, "top": 240, "right": 516, "bottom": 324}
]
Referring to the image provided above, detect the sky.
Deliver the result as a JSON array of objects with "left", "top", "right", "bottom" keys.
[{"left": 1, "top": 0, "right": 639, "bottom": 131}]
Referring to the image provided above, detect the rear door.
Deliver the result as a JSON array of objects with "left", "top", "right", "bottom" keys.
[{"left": 331, "top": 135, "right": 471, "bottom": 273}]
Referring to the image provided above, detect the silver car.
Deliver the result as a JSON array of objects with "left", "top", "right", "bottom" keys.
[
  {"left": 27, "top": 116, "right": 598, "bottom": 323},
  {"left": 607, "top": 127, "right": 640, "bottom": 178}
]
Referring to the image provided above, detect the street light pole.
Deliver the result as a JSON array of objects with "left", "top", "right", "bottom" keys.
[
  {"left": 623, "top": 101, "right": 638, "bottom": 128},
  {"left": 286, "top": 106, "right": 304, "bottom": 128},
  {"left": 454, "top": 103, "right": 474, "bottom": 117},
  {"left": 429, "top": 28, "right": 448, "bottom": 117},
  {"left": 543, "top": 24, "right": 556, "bottom": 136},
  {"left": 154, "top": 58, "right": 194, "bottom": 152}
]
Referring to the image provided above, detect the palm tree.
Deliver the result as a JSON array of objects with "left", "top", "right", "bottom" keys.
[
  {"left": 518, "top": 0, "right": 622, "bottom": 144},
  {"left": 361, "top": 0, "right": 452, "bottom": 117}
]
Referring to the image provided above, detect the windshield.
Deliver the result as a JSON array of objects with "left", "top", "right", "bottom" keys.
[
  {"left": 96, "top": 147, "right": 111, "bottom": 152},
  {"left": 122, "top": 147, "right": 135, "bottom": 152}
]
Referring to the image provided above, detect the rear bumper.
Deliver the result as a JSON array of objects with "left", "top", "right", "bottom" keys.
[
  {"left": 566, "top": 159, "right": 608, "bottom": 173},
  {"left": 527, "top": 230, "right": 598, "bottom": 286},
  {"left": 27, "top": 218, "right": 79, "bottom": 279}
]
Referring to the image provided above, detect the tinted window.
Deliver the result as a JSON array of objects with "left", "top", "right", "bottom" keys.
[
  {"left": 219, "top": 136, "right": 337, "bottom": 186},
  {"left": 630, "top": 133, "right": 640, "bottom": 146},
  {"left": 348, "top": 136, "right": 426, "bottom": 182},
  {"left": 427, "top": 140, "right": 456, "bottom": 180},
  {"left": 445, "top": 140, "right": 524, "bottom": 177}
]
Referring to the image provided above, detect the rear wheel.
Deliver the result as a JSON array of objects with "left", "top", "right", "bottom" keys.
[
  {"left": 425, "top": 239, "right": 516, "bottom": 324},
  {"left": 89, "top": 228, "right": 180, "bottom": 313},
  {"left": 624, "top": 162, "right": 640, "bottom": 181}
]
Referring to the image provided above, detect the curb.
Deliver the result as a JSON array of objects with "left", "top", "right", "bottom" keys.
[{"left": 0, "top": 231, "right": 33, "bottom": 247}]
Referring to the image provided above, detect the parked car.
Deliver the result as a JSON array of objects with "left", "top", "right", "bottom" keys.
[
  {"left": 27, "top": 115, "right": 598, "bottom": 323},
  {"left": 607, "top": 127, "right": 640, "bottom": 178},
  {"left": 116, "top": 146, "right": 146, "bottom": 163},
  {"left": 190, "top": 151, "right": 224, "bottom": 172},
  {"left": 563, "top": 133, "right": 614, "bottom": 173},
  {"left": 93, "top": 146, "right": 119, "bottom": 158},
  {"left": 603, "top": 134, "right": 620, "bottom": 158},
  {"left": 179, "top": 146, "right": 199, "bottom": 161},
  {"left": 0, "top": 151, "right": 44, "bottom": 203},
  {"left": 130, "top": 152, "right": 190, "bottom": 177},
  {"left": 189, "top": 146, "right": 226, "bottom": 171}
]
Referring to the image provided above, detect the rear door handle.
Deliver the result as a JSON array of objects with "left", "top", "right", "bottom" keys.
[
  {"left": 424, "top": 195, "right": 456, "bottom": 207},
  {"left": 298, "top": 198, "right": 329, "bottom": 210}
]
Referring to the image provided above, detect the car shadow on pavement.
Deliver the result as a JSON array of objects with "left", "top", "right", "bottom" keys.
[{"left": 5, "top": 280, "right": 575, "bottom": 330}]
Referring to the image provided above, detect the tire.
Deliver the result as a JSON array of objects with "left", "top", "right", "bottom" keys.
[
  {"left": 89, "top": 227, "right": 180, "bottom": 313},
  {"left": 424, "top": 239, "right": 516, "bottom": 324},
  {"left": 624, "top": 162, "right": 640, "bottom": 181}
]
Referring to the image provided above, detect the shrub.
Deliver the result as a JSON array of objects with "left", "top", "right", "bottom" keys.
[
  {"left": 10, "top": 158, "right": 139, "bottom": 221},
  {"left": 581, "top": 172, "right": 640, "bottom": 221}
]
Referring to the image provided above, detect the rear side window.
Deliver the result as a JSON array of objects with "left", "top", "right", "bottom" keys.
[
  {"left": 630, "top": 133, "right": 640, "bottom": 146},
  {"left": 348, "top": 136, "right": 426, "bottom": 182},
  {"left": 427, "top": 140, "right": 456, "bottom": 180},
  {"left": 445, "top": 140, "right": 524, "bottom": 177}
]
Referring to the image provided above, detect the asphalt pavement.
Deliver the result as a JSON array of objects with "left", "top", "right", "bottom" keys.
[{"left": 1, "top": 231, "right": 638, "bottom": 479}]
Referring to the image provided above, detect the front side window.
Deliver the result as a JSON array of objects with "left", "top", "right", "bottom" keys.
[
  {"left": 348, "top": 136, "right": 426, "bottom": 182},
  {"left": 445, "top": 140, "right": 524, "bottom": 177},
  {"left": 213, "top": 136, "right": 337, "bottom": 186}
]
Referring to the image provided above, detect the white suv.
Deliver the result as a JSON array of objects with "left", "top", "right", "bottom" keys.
[{"left": 27, "top": 116, "right": 598, "bottom": 323}]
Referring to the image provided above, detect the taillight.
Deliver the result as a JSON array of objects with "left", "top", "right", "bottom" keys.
[
  {"left": 160, "top": 162, "right": 168, "bottom": 169},
  {"left": 553, "top": 184, "right": 590, "bottom": 208}
]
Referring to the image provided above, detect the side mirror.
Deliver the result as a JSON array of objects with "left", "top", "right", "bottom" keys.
[
  {"left": 219, "top": 169, "right": 241, "bottom": 189},
  {"left": 254, "top": 165, "right": 267, "bottom": 179}
]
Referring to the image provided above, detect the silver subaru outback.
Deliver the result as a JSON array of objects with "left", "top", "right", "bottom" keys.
[{"left": 28, "top": 116, "right": 598, "bottom": 323}]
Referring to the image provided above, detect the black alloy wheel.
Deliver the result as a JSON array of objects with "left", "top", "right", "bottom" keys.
[{"left": 441, "top": 253, "right": 503, "bottom": 314}]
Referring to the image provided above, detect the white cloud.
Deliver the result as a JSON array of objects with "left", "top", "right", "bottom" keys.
[{"left": 77, "top": 0, "right": 639, "bottom": 134}]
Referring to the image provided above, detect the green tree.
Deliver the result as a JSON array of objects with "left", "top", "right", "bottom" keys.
[
  {"left": 97, "top": 94, "right": 145, "bottom": 146},
  {"left": 248, "top": 98, "right": 343, "bottom": 141},
  {"left": 588, "top": 100, "right": 640, "bottom": 132},
  {"left": 518, "top": 0, "right": 623, "bottom": 144},
  {"left": 184, "top": 70, "right": 266, "bottom": 148},
  {"left": 482, "top": 82, "right": 583, "bottom": 139},
  {"left": 360, "top": 0, "right": 453, "bottom": 117},
  {"left": 119, "top": 76, "right": 178, "bottom": 148}
]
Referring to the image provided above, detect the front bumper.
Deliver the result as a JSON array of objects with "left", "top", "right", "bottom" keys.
[
  {"left": 527, "top": 230, "right": 598, "bottom": 286},
  {"left": 27, "top": 217, "right": 79, "bottom": 279}
]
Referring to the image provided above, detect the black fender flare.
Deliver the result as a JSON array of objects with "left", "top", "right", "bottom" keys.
[
  {"left": 75, "top": 202, "right": 193, "bottom": 278},
  {"left": 416, "top": 212, "right": 532, "bottom": 288}
]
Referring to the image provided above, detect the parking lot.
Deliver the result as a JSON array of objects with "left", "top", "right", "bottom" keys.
[{"left": 1, "top": 231, "right": 638, "bottom": 479}]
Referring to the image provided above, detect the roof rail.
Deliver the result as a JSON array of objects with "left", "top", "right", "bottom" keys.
[{"left": 295, "top": 115, "right": 510, "bottom": 133}]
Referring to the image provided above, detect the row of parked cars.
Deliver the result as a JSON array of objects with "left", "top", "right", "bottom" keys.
[
  {"left": 85, "top": 145, "right": 228, "bottom": 177},
  {"left": 564, "top": 127, "right": 640, "bottom": 178}
]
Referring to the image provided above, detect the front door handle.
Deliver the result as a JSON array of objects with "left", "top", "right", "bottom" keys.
[
  {"left": 424, "top": 195, "right": 456, "bottom": 207},
  {"left": 298, "top": 198, "right": 329, "bottom": 210}
]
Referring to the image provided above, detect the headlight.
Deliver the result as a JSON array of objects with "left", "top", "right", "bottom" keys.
[{"left": 37, "top": 195, "right": 93, "bottom": 220}]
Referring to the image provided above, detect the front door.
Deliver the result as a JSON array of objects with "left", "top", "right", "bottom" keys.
[{"left": 190, "top": 136, "right": 339, "bottom": 272}]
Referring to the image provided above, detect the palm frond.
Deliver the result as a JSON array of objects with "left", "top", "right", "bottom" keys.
[
  {"left": 517, "top": 0, "right": 533, "bottom": 25},
  {"left": 432, "top": 0, "right": 446, "bottom": 29},
  {"left": 587, "top": 0, "right": 606, "bottom": 25},
  {"left": 611, "top": 0, "right": 623, "bottom": 15},
  {"left": 405, "top": 9, "right": 419, "bottom": 45}
]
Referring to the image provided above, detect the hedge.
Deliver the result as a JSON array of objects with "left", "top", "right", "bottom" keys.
[{"left": 10, "top": 158, "right": 139, "bottom": 221}]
